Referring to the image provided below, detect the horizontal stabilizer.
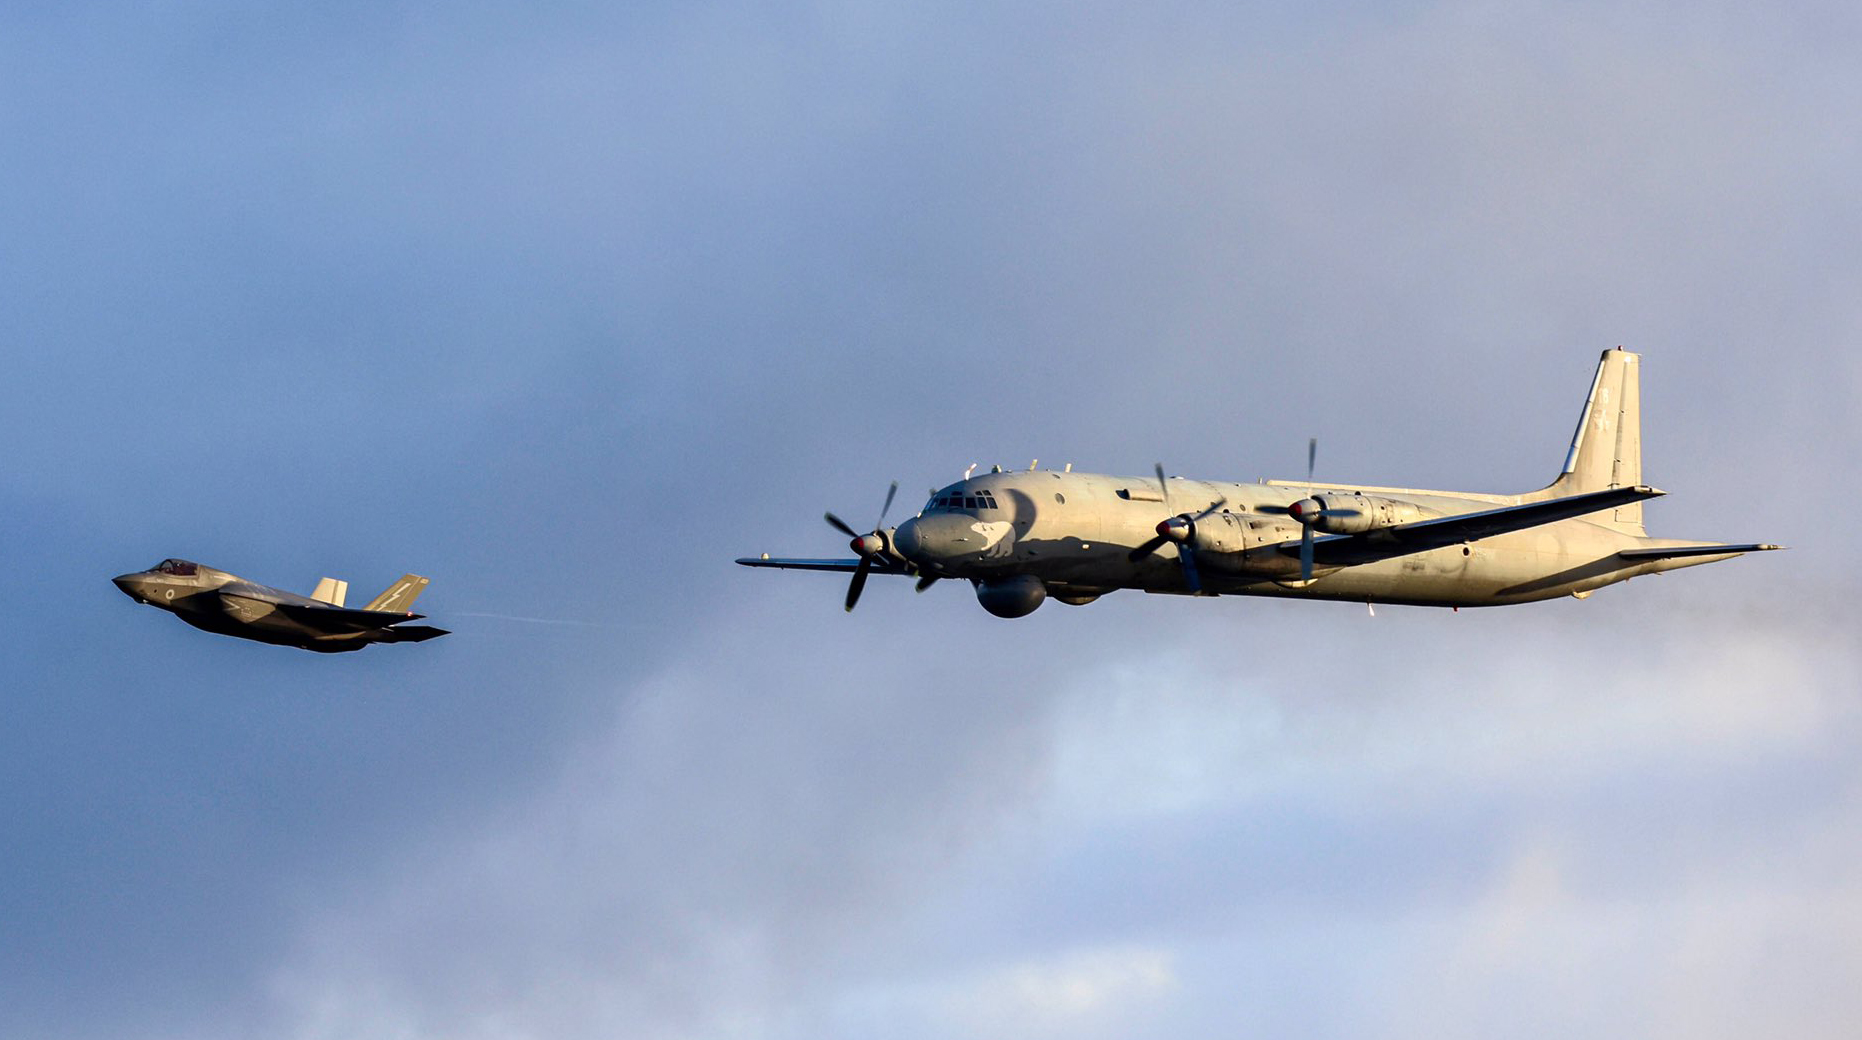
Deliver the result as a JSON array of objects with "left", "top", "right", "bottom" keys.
[
  {"left": 1618, "top": 543, "right": 1784, "bottom": 561},
  {"left": 375, "top": 624, "right": 449, "bottom": 643},
  {"left": 735, "top": 557, "right": 911, "bottom": 575}
]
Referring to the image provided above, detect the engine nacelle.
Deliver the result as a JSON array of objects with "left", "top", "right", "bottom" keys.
[
  {"left": 1150, "top": 512, "right": 1307, "bottom": 578},
  {"left": 976, "top": 574, "right": 1047, "bottom": 618},
  {"left": 1192, "top": 513, "right": 1307, "bottom": 577},
  {"left": 1288, "top": 494, "right": 1429, "bottom": 534}
]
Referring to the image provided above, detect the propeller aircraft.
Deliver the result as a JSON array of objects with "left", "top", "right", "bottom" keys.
[
  {"left": 113, "top": 560, "right": 448, "bottom": 651},
  {"left": 739, "top": 349, "right": 1781, "bottom": 617}
]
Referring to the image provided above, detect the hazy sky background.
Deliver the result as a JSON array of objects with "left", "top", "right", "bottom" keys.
[{"left": 3, "top": 1, "right": 1858, "bottom": 1038}]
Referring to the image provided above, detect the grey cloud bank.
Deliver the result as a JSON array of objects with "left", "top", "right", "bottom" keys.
[{"left": 1, "top": 1, "right": 1855, "bottom": 1038}]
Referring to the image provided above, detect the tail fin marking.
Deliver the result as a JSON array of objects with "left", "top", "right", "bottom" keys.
[{"left": 365, "top": 574, "right": 431, "bottom": 613}]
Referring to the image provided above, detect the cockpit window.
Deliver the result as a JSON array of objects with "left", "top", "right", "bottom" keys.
[
  {"left": 156, "top": 559, "right": 197, "bottom": 576},
  {"left": 924, "top": 489, "right": 999, "bottom": 513}
]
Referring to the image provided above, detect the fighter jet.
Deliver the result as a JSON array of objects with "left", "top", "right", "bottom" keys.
[{"left": 112, "top": 560, "right": 448, "bottom": 652}]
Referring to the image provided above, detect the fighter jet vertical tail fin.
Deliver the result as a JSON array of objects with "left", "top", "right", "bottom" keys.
[
  {"left": 364, "top": 574, "right": 430, "bottom": 613},
  {"left": 1531, "top": 347, "right": 1644, "bottom": 535},
  {"left": 311, "top": 577, "right": 348, "bottom": 606}
]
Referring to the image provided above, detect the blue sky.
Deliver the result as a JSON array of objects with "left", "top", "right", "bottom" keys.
[{"left": 3, "top": 2, "right": 1858, "bottom": 1038}]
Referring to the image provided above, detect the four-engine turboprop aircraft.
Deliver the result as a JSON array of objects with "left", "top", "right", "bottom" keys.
[
  {"left": 738, "top": 348, "right": 1782, "bottom": 617},
  {"left": 112, "top": 560, "right": 448, "bottom": 652}
]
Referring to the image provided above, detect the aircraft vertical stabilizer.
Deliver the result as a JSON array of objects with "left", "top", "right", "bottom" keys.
[
  {"left": 364, "top": 574, "right": 430, "bottom": 612},
  {"left": 1534, "top": 348, "right": 1644, "bottom": 534},
  {"left": 312, "top": 577, "right": 348, "bottom": 606}
]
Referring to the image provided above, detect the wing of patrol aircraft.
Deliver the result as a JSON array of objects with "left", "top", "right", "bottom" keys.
[
  {"left": 1299, "top": 485, "right": 1667, "bottom": 567},
  {"left": 733, "top": 483, "right": 929, "bottom": 611},
  {"left": 735, "top": 557, "right": 912, "bottom": 574}
]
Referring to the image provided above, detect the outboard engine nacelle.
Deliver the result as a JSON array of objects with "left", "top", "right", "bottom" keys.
[
  {"left": 1287, "top": 494, "right": 1429, "bottom": 534},
  {"left": 976, "top": 574, "right": 1047, "bottom": 618}
]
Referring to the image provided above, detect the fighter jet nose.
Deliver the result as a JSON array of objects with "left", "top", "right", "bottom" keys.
[{"left": 112, "top": 575, "right": 142, "bottom": 600}]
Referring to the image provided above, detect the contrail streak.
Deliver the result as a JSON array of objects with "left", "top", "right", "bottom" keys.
[{"left": 446, "top": 611, "right": 634, "bottom": 629}]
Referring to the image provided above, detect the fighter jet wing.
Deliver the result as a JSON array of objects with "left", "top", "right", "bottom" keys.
[
  {"left": 1296, "top": 485, "right": 1667, "bottom": 566},
  {"left": 734, "top": 556, "right": 912, "bottom": 575},
  {"left": 250, "top": 597, "right": 428, "bottom": 632}
]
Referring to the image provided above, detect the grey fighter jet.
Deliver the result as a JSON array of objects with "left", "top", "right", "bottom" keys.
[
  {"left": 112, "top": 561, "right": 448, "bottom": 652},
  {"left": 741, "top": 348, "right": 1782, "bottom": 616}
]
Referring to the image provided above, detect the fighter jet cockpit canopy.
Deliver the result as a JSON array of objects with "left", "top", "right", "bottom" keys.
[
  {"left": 154, "top": 559, "right": 198, "bottom": 576},
  {"left": 923, "top": 487, "right": 1000, "bottom": 514}
]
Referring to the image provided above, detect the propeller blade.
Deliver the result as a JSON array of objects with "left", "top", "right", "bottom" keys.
[
  {"left": 1154, "top": 462, "right": 1168, "bottom": 502},
  {"left": 824, "top": 512, "right": 858, "bottom": 539},
  {"left": 877, "top": 481, "right": 899, "bottom": 527},
  {"left": 1190, "top": 497, "right": 1228, "bottom": 521},
  {"left": 1307, "top": 437, "right": 1317, "bottom": 485},
  {"left": 1130, "top": 495, "right": 1225, "bottom": 563},
  {"left": 1300, "top": 525, "right": 1314, "bottom": 581},
  {"left": 844, "top": 558, "right": 872, "bottom": 612},
  {"left": 1179, "top": 545, "right": 1202, "bottom": 593},
  {"left": 1128, "top": 533, "right": 1170, "bottom": 562}
]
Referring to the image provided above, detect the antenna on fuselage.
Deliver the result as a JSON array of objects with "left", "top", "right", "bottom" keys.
[{"left": 963, "top": 463, "right": 977, "bottom": 479}]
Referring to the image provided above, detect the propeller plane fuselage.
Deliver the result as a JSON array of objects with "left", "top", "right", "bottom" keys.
[
  {"left": 112, "top": 559, "right": 448, "bottom": 652},
  {"left": 739, "top": 349, "right": 1781, "bottom": 617}
]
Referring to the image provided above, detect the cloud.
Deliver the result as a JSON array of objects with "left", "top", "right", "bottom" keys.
[
  {"left": 829, "top": 944, "right": 1178, "bottom": 1040},
  {"left": 246, "top": 591, "right": 1860, "bottom": 1039}
]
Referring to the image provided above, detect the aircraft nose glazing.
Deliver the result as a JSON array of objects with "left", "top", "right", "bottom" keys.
[{"left": 894, "top": 513, "right": 980, "bottom": 564}]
